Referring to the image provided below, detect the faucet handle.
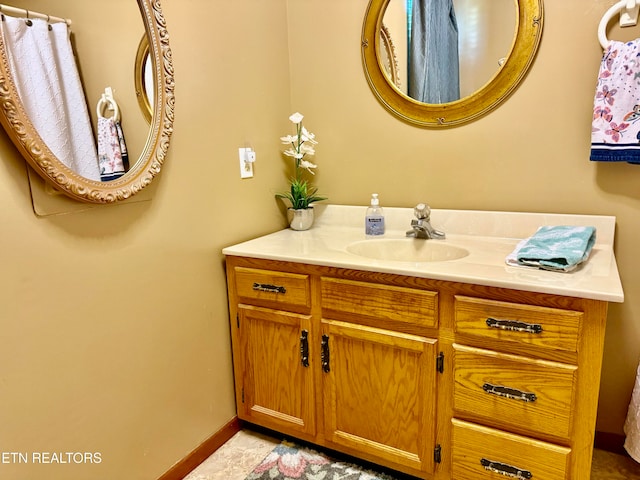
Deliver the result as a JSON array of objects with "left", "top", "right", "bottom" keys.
[{"left": 414, "top": 203, "right": 431, "bottom": 220}]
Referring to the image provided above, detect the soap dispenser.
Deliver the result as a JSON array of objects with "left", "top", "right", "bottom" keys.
[{"left": 365, "top": 193, "right": 385, "bottom": 236}]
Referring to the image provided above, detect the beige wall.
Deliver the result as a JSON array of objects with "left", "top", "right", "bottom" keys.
[
  {"left": 0, "top": 1, "right": 638, "bottom": 479},
  {"left": 287, "top": 0, "right": 639, "bottom": 436},
  {"left": 0, "top": 1, "right": 290, "bottom": 479}
]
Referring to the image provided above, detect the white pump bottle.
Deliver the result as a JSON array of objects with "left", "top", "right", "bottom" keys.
[{"left": 365, "top": 193, "right": 385, "bottom": 236}]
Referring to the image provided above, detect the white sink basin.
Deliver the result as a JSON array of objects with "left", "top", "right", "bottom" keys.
[{"left": 347, "top": 239, "right": 469, "bottom": 263}]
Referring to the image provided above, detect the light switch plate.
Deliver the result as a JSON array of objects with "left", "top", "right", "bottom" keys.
[{"left": 239, "top": 148, "right": 254, "bottom": 178}]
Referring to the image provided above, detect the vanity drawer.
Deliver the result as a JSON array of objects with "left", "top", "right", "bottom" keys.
[
  {"left": 452, "top": 419, "right": 571, "bottom": 480},
  {"left": 321, "top": 277, "right": 437, "bottom": 330},
  {"left": 454, "top": 296, "right": 582, "bottom": 354},
  {"left": 453, "top": 344, "right": 577, "bottom": 442},
  {"left": 234, "top": 267, "right": 311, "bottom": 310}
]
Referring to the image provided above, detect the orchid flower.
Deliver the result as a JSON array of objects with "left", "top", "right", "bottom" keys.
[
  {"left": 275, "top": 113, "right": 327, "bottom": 209},
  {"left": 289, "top": 112, "right": 304, "bottom": 124},
  {"left": 300, "top": 160, "right": 317, "bottom": 174}
]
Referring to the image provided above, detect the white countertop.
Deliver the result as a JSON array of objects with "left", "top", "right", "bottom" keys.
[{"left": 222, "top": 205, "right": 624, "bottom": 303}]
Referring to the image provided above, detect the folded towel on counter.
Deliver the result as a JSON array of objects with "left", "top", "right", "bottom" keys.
[
  {"left": 505, "top": 226, "right": 596, "bottom": 273},
  {"left": 591, "top": 40, "right": 640, "bottom": 164}
]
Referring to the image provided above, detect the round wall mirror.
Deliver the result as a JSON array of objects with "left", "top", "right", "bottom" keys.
[
  {"left": 0, "top": 0, "right": 175, "bottom": 203},
  {"left": 361, "top": 0, "right": 543, "bottom": 127}
]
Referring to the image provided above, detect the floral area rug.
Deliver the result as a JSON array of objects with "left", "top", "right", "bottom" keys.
[{"left": 244, "top": 440, "right": 405, "bottom": 480}]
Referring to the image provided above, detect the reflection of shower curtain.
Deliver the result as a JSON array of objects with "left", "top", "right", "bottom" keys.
[
  {"left": 409, "top": 0, "right": 460, "bottom": 103},
  {"left": 0, "top": 16, "right": 100, "bottom": 181}
]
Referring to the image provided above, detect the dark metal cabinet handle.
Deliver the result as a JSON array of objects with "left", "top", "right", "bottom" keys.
[
  {"left": 320, "top": 335, "right": 330, "bottom": 373},
  {"left": 480, "top": 458, "right": 533, "bottom": 479},
  {"left": 300, "top": 330, "right": 309, "bottom": 367},
  {"left": 252, "top": 282, "right": 286, "bottom": 294},
  {"left": 486, "top": 317, "right": 543, "bottom": 334},
  {"left": 483, "top": 383, "right": 537, "bottom": 403}
]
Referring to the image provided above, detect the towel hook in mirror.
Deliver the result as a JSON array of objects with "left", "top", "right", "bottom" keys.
[{"left": 96, "top": 87, "right": 121, "bottom": 123}]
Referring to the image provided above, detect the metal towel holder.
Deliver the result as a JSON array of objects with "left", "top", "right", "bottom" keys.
[{"left": 598, "top": 0, "right": 640, "bottom": 50}]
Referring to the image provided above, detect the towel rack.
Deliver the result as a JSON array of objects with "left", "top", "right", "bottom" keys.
[
  {"left": 96, "top": 87, "right": 121, "bottom": 122},
  {"left": 599, "top": 0, "right": 640, "bottom": 49}
]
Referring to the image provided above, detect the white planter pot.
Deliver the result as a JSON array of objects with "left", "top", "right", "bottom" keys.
[{"left": 288, "top": 207, "right": 314, "bottom": 231}]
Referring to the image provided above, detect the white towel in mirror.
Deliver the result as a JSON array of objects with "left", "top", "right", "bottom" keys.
[{"left": 0, "top": 16, "right": 100, "bottom": 180}]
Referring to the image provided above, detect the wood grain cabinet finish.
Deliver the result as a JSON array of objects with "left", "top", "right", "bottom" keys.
[
  {"left": 321, "top": 277, "right": 438, "bottom": 332},
  {"left": 321, "top": 319, "right": 438, "bottom": 473},
  {"left": 234, "top": 267, "right": 311, "bottom": 312},
  {"left": 453, "top": 344, "right": 577, "bottom": 442},
  {"left": 454, "top": 295, "right": 582, "bottom": 356},
  {"left": 235, "top": 305, "right": 316, "bottom": 436},
  {"left": 225, "top": 256, "right": 609, "bottom": 479},
  {"left": 451, "top": 419, "right": 571, "bottom": 480}
]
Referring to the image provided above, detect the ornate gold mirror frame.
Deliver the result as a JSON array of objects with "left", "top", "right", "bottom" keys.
[
  {"left": 361, "top": 0, "right": 543, "bottom": 128},
  {"left": 134, "top": 34, "right": 153, "bottom": 125},
  {"left": 0, "top": 0, "right": 175, "bottom": 203}
]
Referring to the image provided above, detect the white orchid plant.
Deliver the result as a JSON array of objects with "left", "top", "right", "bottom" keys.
[{"left": 276, "top": 112, "right": 327, "bottom": 209}]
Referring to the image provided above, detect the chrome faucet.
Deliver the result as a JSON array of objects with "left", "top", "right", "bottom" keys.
[{"left": 406, "top": 203, "right": 445, "bottom": 239}]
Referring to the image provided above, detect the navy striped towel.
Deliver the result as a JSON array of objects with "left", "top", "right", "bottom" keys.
[{"left": 591, "top": 40, "right": 640, "bottom": 164}]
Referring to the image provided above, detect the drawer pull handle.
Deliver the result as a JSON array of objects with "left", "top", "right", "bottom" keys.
[
  {"left": 300, "top": 330, "right": 309, "bottom": 367},
  {"left": 483, "top": 383, "right": 537, "bottom": 403},
  {"left": 252, "top": 282, "right": 287, "bottom": 294},
  {"left": 321, "top": 335, "right": 330, "bottom": 373},
  {"left": 486, "top": 317, "right": 543, "bottom": 334},
  {"left": 480, "top": 458, "right": 532, "bottom": 479}
]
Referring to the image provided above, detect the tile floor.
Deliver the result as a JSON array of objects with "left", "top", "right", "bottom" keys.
[
  {"left": 182, "top": 430, "right": 278, "bottom": 480},
  {"left": 182, "top": 429, "right": 640, "bottom": 480}
]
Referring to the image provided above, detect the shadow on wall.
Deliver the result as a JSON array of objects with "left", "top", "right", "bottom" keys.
[
  {"left": 0, "top": 123, "right": 154, "bottom": 233},
  {"left": 595, "top": 163, "right": 640, "bottom": 201}
]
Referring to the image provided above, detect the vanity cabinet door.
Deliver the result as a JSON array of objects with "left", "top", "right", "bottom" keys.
[
  {"left": 321, "top": 319, "right": 438, "bottom": 475},
  {"left": 234, "top": 305, "right": 316, "bottom": 436}
]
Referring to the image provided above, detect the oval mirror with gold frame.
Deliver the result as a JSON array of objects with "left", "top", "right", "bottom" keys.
[
  {"left": 361, "top": 0, "right": 543, "bottom": 127},
  {"left": 0, "top": 0, "right": 175, "bottom": 203}
]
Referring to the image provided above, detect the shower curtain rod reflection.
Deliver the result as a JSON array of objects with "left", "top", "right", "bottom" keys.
[{"left": 0, "top": 4, "right": 70, "bottom": 26}]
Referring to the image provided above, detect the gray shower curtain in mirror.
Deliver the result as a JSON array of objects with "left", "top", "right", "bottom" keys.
[{"left": 409, "top": 0, "right": 460, "bottom": 104}]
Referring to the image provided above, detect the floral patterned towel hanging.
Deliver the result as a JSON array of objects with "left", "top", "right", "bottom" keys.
[
  {"left": 97, "top": 116, "right": 126, "bottom": 181},
  {"left": 591, "top": 39, "right": 640, "bottom": 164}
]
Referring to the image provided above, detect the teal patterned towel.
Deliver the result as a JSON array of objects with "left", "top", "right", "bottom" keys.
[{"left": 511, "top": 226, "right": 596, "bottom": 272}]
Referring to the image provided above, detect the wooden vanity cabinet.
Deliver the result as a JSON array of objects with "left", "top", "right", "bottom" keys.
[{"left": 225, "top": 256, "right": 609, "bottom": 480}]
